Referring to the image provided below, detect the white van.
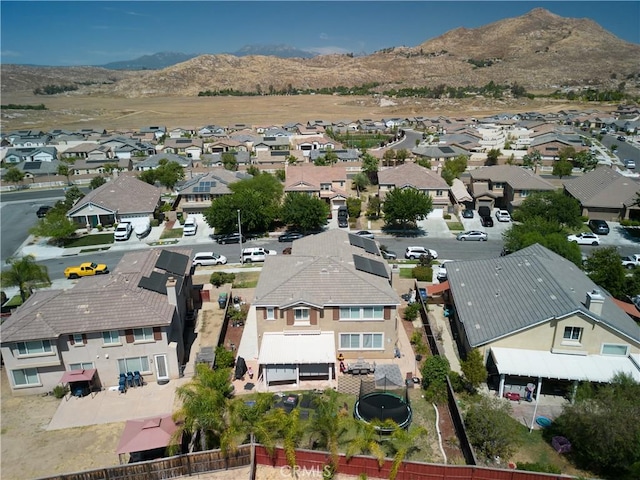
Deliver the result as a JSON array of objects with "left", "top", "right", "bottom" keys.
[
  {"left": 241, "top": 247, "right": 276, "bottom": 263},
  {"left": 183, "top": 216, "right": 198, "bottom": 236}
]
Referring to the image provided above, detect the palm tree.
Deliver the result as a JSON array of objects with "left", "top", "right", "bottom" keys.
[
  {"left": 308, "top": 389, "right": 351, "bottom": 469},
  {"left": 351, "top": 173, "right": 369, "bottom": 198},
  {"left": 0, "top": 255, "right": 50, "bottom": 303},
  {"left": 172, "top": 364, "right": 232, "bottom": 453},
  {"left": 387, "top": 425, "right": 427, "bottom": 480},
  {"left": 265, "top": 407, "right": 303, "bottom": 475},
  {"left": 345, "top": 418, "right": 389, "bottom": 467}
]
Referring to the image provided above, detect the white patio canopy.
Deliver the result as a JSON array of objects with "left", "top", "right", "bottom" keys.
[
  {"left": 258, "top": 331, "right": 336, "bottom": 387},
  {"left": 491, "top": 347, "right": 640, "bottom": 399}
]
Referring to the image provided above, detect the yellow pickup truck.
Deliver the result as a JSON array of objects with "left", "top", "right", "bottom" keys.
[{"left": 64, "top": 262, "right": 109, "bottom": 279}]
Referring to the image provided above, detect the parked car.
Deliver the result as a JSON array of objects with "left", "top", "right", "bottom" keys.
[
  {"left": 567, "top": 232, "right": 600, "bottom": 245},
  {"left": 462, "top": 209, "right": 474, "bottom": 219},
  {"left": 436, "top": 260, "right": 452, "bottom": 281},
  {"left": 621, "top": 254, "right": 640, "bottom": 269},
  {"left": 278, "top": 231, "right": 305, "bottom": 242},
  {"left": 588, "top": 219, "right": 610, "bottom": 235},
  {"left": 114, "top": 222, "right": 132, "bottom": 241},
  {"left": 456, "top": 230, "right": 488, "bottom": 241},
  {"left": 617, "top": 135, "right": 626, "bottom": 142},
  {"left": 241, "top": 247, "right": 276, "bottom": 263},
  {"left": 381, "top": 249, "right": 397, "bottom": 260},
  {"left": 478, "top": 206, "right": 491, "bottom": 218},
  {"left": 624, "top": 159, "right": 636, "bottom": 169},
  {"left": 338, "top": 217, "right": 348, "bottom": 228},
  {"left": 216, "top": 233, "right": 245, "bottom": 244},
  {"left": 480, "top": 215, "right": 494, "bottom": 227},
  {"left": 183, "top": 216, "right": 198, "bottom": 236},
  {"left": 192, "top": 252, "right": 227, "bottom": 266},
  {"left": 495, "top": 210, "right": 511, "bottom": 222},
  {"left": 36, "top": 205, "right": 52, "bottom": 218},
  {"left": 354, "top": 230, "right": 375, "bottom": 239},
  {"left": 134, "top": 219, "right": 152, "bottom": 239},
  {"left": 64, "top": 262, "right": 109, "bottom": 279},
  {"left": 405, "top": 246, "right": 438, "bottom": 260}
]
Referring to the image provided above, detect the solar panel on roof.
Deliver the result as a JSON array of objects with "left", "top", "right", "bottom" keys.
[
  {"left": 138, "top": 271, "right": 168, "bottom": 294},
  {"left": 24, "top": 162, "right": 41, "bottom": 169},
  {"left": 440, "top": 146, "right": 454, "bottom": 154},
  {"left": 156, "top": 250, "right": 189, "bottom": 276},
  {"left": 361, "top": 237, "right": 379, "bottom": 255},
  {"left": 353, "top": 255, "right": 389, "bottom": 279},
  {"left": 271, "top": 151, "right": 288, "bottom": 156}
]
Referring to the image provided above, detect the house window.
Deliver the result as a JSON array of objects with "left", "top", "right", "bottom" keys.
[
  {"left": 339, "top": 333, "right": 384, "bottom": 350},
  {"left": 294, "top": 308, "right": 310, "bottom": 326},
  {"left": 320, "top": 183, "right": 331, "bottom": 191},
  {"left": 12, "top": 368, "right": 40, "bottom": 387},
  {"left": 69, "top": 362, "right": 94, "bottom": 370},
  {"left": 133, "top": 328, "right": 154, "bottom": 342},
  {"left": 340, "top": 306, "right": 383, "bottom": 321},
  {"left": 102, "top": 330, "right": 120, "bottom": 345},
  {"left": 16, "top": 340, "right": 52, "bottom": 356},
  {"left": 72, "top": 333, "right": 84, "bottom": 346},
  {"left": 520, "top": 190, "right": 530, "bottom": 197},
  {"left": 563, "top": 326, "right": 583, "bottom": 342},
  {"left": 118, "top": 356, "right": 150, "bottom": 374},
  {"left": 266, "top": 307, "right": 275, "bottom": 320},
  {"left": 493, "top": 182, "right": 505, "bottom": 189},
  {"left": 436, "top": 190, "right": 444, "bottom": 196},
  {"left": 601, "top": 344, "right": 628, "bottom": 356}
]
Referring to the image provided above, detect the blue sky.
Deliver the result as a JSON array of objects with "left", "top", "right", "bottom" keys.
[{"left": 1, "top": 1, "right": 638, "bottom": 66}]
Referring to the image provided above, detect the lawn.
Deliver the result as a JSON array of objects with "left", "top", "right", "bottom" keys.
[
  {"left": 231, "top": 271, "right": 261, "bottom": 289},
  {"left": 160, "top": 227, "right": 184, "bottom": 239},
  {"left": 62, "top": 233, "right": 114, "bottom": 248},
  {"left": 446, "top": 222, "right": 465, "bottom": 231}
]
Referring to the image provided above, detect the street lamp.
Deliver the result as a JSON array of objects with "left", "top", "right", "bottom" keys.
[{"left": 237, "top": 209, "right": 243, "bottom": 264}]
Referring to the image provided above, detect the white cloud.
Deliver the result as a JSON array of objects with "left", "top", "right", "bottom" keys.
[
  {"left": 319, "top": 32, "right": 329, "bottom": 40},
  {"left": 1, "top": 50, "right": 21, "bottom": 58},
  {"left": 306, "top": 46, "right": 351, "bottom": 55}
]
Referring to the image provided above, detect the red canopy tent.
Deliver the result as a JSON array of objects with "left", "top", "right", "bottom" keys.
[
  {"left": 60, "top": 369, "right": 97, "bottom": 398},
  {"left": 116, "top": 414, "right": 179, "bottom": 464}
]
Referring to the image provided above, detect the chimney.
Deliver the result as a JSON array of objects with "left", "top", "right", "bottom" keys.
[
  {"left": 166, "top": 276, "right": 177, "bottom": 307},
  {"left": 586, "top": 289, "right": 604, "bottom": 316}
]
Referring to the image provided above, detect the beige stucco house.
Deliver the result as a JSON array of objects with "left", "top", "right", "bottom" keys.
[
  {"left": 246, "top": 230, "right": 400, "bottom": 388},
  {"left": 377, "top": 162, "right": 451, "bottom": 213},
  {"left": 444, "top": 244, "right": 640, "bottom": 399},
  {"left": 284, "top": 164, "right": 349, "bottom": 211},
  {"left": 0, "top": 249, "right": 193, "bottom": 395}
]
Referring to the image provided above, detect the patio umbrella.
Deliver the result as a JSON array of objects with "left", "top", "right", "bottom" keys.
[{"left": 116, "top": 414, "right": 178, "bottom": 456}]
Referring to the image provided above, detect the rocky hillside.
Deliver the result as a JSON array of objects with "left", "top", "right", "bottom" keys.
[{"left": 2, "top": 8, "right": 638, "bottom": 97}]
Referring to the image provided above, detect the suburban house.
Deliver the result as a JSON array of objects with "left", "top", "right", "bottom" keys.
[
  {"left": 61, "top": 143, "right": 111, "bottom": 161},
  {"left": 66, "top": 174, "right": 161, "bottom": 228},
  {"left": 528, "top": 133, "right": 587, "bottom": 164},
  {"left": 468, "top": 165, "right": 556, "bottom": 211},
  {"left": 139, "top": 126, "right": 166, "bottom": 140},
  {"left": 134, "top": 153, "right": 193, "bottom": 172},
  {"left": 16, "top": 159, "right": 62, "bottom": 178},
  {"left": 563, "top": 166, "right": 640, "bottom": 221},
  {"left": 443, "top": 243, "right": 640, "bottom": 399},
  {"left": 292, "top": 136, "right": 338, "bottom": 156},
  {"left": 4, "top": 147, "right": 58, "bottom": 164},
  {"left": 308, "top": 149, "right": 360, "bottom": 163},
  {"left": 253, "top": 136, "right": 291, "bottom": 152},
  {"left": 247, "top": 230, "right": 400, "bottom": 388},
  {"left": 175, "top": 169, "right": 252, "bottom": 214},
  {"left": 100, "top": 136, "right": 156, "bottom": 159},
  {"left": 200, "top": 151, "right": 251, "bottom": 167},
  {"left": 0, "top": 248, "right": 193, "bottom": 395},
  {"left": 411, "top": 144, "right": 469, "bottom": 163},
  {"left": 73, "top": 157, "right": 132, "bottom": 175},
  {"left": 161, "top": 138, "right": 204, "bottom": 160},
  {"left": 377, "top": 162, "right": 451, "bottom": 213},
  {"left": 206, "top": 139, "right": 247, "bottom": 153},
  {"left": 284, "top": 164, "right": 349, "bottom": 211}
]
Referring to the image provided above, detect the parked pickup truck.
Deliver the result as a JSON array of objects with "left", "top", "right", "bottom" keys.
[
  {"left": 64, "top": 262, "right": 109, "bottom": 279},
  {"left": 621, "top": 254, "right": 640, "bottom": 269}
]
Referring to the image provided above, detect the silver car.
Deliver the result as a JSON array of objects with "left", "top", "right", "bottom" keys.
[{"left": 456, "top": 230, "right": 488, "bottom": 241}]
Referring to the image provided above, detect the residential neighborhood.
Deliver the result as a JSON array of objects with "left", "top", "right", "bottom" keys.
[{"left": 1, "top": 107, "right": 640, "bottom": 480}]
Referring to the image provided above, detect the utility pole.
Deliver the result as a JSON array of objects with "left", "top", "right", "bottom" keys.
[{"left": 238, "top": 209, "right": 243, "bottom": 264}]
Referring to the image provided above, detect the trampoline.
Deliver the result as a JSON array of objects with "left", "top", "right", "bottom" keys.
[{"left": 353, "top": 372, "right": 412, "bottom": 433}]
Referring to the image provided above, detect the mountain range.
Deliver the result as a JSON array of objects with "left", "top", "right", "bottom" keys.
[{"left": 2, "top": 9, "right": 638, "bottom": 98}]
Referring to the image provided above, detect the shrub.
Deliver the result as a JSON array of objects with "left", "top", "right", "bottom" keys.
[
  {"left": 412, "top": 266, "right": 432, "bottom": 281},
  {"left": 404, "top": 303, "right": 421, "bottom": 321},
  {"left": 96, "top": 224, "right": 104, "bottom": 232},
  {"left": 150, "top": 219, "right": 160, "bottom": 227},
  {"left": 448, "top": 371, "right": 466, "bottom": 393},
  {"left": 210, "top": 272, "right": 236, "bottom": 287},
  {"left": 214, "top": 345, "right": 235, "bottom": 368},
  {"left": 443, "top": 213, "right": 451, "bottom": 220},
  {"left": 52, "top": 385, "right": 68, "bottom": 399},
  {"left": 410, "top": 331, "right": 423, "bottom": 345},
  {"left": 464, "top": 397, "right": 521, "bottom": 460},
  {"left": 516, "top": 462, "right": 561, "bottom": 474}
]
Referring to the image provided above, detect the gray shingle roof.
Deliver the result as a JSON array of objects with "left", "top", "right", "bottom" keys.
[
  {"left": 470, "top": 165, "right": 555, "bottom": 190},
  {"left": 563, "top": 166, "right": 640, "bottom": 208},
  {"left": 378, "top": 162, "right": 449, "bottom": 190},
  {"left": 447, "top": 244, "right": 640, "bottom": 347},
  {"left": 254, "top": 230, "right": 399, "bottom": 308},
  {"left": 0, "top": 249, "right": 191, "bottom": 343}
]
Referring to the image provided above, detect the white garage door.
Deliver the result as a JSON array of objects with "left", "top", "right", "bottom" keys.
[{"left": 427, "top": 208, "right": 444, "bottom": 219}]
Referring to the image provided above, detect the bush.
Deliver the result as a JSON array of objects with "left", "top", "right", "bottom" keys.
[
  {"left": 214, "top": 345, "right": 235, "bottom": 368},
  {"left": 210, "top": 272, "right": 236, "bottom": 287},
  {"left": 52, "top": 385, "right": 68, "bottom": 399},
  {"left": 464, "top": 397, "right": 521, "bottom": 460},
  {"left": 412, "top": 266, "right": 432, "bottom": 281},
  {"left": 150, "top": 219, "right": 160, "bottom": 227},
  {"left": 410, "top": 331, "right": 423, "bottom": 345},
  {"left": 96, "top": 224, "right": 104, "bottom": 232},
  {"left": 516, "top": 462, "right": 561, "bottom": 474},
  {"left": 404, "top": 303, "right": 421, "bottom": 321},
  {"left": 443, "top": 213, "right": 451, "bottom": 220},
  {"left": 448, "top": 371, "right": 466, "bottom": 393}
]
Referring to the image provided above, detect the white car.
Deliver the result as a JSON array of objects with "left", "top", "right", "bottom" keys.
[
  {"left": 567, "top": 232, "right": 600, "bottom": 245},
  {"left": 495, "top": 210, "right": 511, "bottom": 222},
  {"left": 405, "top": 246, "right": 438, "bottom": 260},
  {"left": 436, "top": 260, "right": 452, "bottom": 281},
  {"left": 192, "top": 252, "right": 227, "bottom": 266},
  {"left": 183, "top": 216, "right": 198, "bottom": 236},
  {"left": 114, "top": 222, "right": 132, "bottom": 241}
]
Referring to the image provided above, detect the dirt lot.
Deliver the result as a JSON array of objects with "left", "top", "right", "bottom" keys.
[{"left": 0, "top": 91, "right": 595, "bottom": 132}]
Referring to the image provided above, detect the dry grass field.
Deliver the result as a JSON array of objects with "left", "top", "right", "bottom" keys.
[{"left": 0, "top": 91, "right": 597, "bottom": 133}]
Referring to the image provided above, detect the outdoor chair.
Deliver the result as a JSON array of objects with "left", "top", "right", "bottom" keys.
[
  {"left": 133, "top": 371, "right": 142, "bottom": 387},
  {"left": 118, "top": 376, "right": 127, "bottom": 394},
  {"left": 126, "top": 372, "right": 134, "bottom": 388}
]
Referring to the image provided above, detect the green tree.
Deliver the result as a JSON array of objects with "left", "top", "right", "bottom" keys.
[
  {"left": 464, "top": 397, "right": 521, "bottom": 460},
  {"left": 266, "top": 408, "right": 304, "bottom": 472},
  {"left": 552, "top": 159, "right": 573, "bottom": 178},
  {"left": 382, "top": 188, "right": 433, "bottom": 227},
  {"left": 513, "top": 191, "right": 583, "bottom": 228},
  {"left": 387, "top": 425, "right": 428, "bottom": 480},
  {"left": 346, "top": 197, "right": 362, "bottom": 220},
  {"left": 583, "top": 247, "right": 628, "bottom": 299},
  {"left": 57, "top": 162, "right": 73, "bottom": 185},
  {"left": 395, "top": 148, "right": 409, "bottom": 164},
  {"left": 460, "top": 349, "right": 487, "bottom": 390},
  {"left": 308, "top": 389, "right": 350, "bottom": 469},
  {"left": 222, "top": 152, "right": 237, "bottom": 171},
  {"left": 246, "top": 165, "right": 261, "bottom": 176},
  {"left": 522, "top": 150, "right": 542, "bottom": 171},
  {"left": 554, "top": 373, "right": 640, "bottom": 478},
  {"left": 366, "top": 195, "right": 382, "bottom": 219},
  {"left": 345, "top": 418, "right": 387, "bottom": 467},
  {"left": 29, "top": 208, "right": 78, "bottom": 243},
  {"left": 274, "top": 169, "right": 285, "bottom": 182},
  {"left": 4, "top": 166, "right": 25, "bottom": 186},
  {"left": 573, "top": 150, "right": 598, "bottom": 172},
  {"left": 89, "top": 176, "right": 106, "bottom": 190},
  {"left": 0, "top": 255, "right": 51, "bottom": 303},
  {"left": 383, "top": 148, "right": 396, "bottom": 166},
  {"left": 361, "top": 152, "right": 379, "bottom": 184},
  {"left": 485, "top": 148, "right": 501, "bottom": 166},
  {"left": 286, "top": 154, "right": 298, "bottom": 165},
  {"left": 138, "top": 159, "right": 184, "bottom": 190},
  {"left": 415, "top": 158, "right": 432, "bottom": 169},
  {"left": 351, "top": 173, "right": 369, "bottom": 197},
  {"left": 420, "top": 355, "right": 450, "bottom": 403},
  {"left": 280, "top": 193, "right": 330, "bottom": 232},
  {"left": 441, "top": 155, "right": 468, "bottom": 186},
  {"left": 314, "top": 148, "right": 338, "bottom": 166}
]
